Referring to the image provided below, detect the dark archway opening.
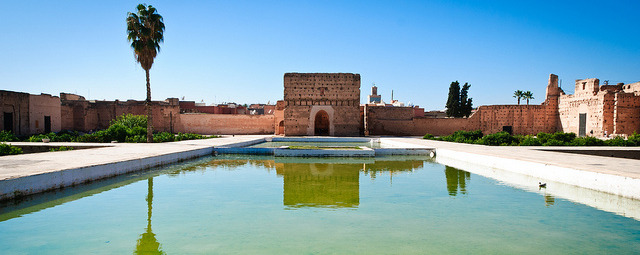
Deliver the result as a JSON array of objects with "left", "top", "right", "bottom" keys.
[
  {"left": 277, "top": 120, "right": 284, "bottom": 135},
  {"left": 314, "top": 110, "right": 330, "bottom": 136}
]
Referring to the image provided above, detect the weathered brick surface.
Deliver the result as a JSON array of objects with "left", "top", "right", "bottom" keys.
[{"left": 283, "top": 73, "right": 361, "bottom": 136}]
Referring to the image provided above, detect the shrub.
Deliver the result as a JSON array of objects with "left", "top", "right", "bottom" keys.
[
  {"left": 0, "top": 131, "right": 19, "bottom": 142},
  {"left": 423, "top": 133, "right": 435, "bottom": 140},
  {"left": 551, "top": 132, "right": 576, "bottom": 144},
  {"left": 50, "top": 146, "right": 74, "bottom": 152},
  {"left": 76, "top": 130, "right": 110, "bottom": 143},
  {"left": 125, "top": 135, "right": 146, "bottom": 143},
  {"left": 106, "top": 124, "right": 128, "bottom": 142},
  {"left": 571, "top": 137, "right": 604, "bottom": 146},
  {"left": 519, "top": 135, "right": 542, "bottom": 146},
  {"left": 477, "top": 131, "right": 518, "bottom": 146},
  {"left": 127, "top": 126, "right": 147, "bottom": 137},
  {"left": 536, "top": 132, "right": 552, "bottom": 144},
  {"left": 110, "top": 114, "right": 147, "bottom": 129},
  {"left": 441, "top": 130, "right": 483, "bottom": 143},
  {"left": 27, "top": 133, "right": 55, "bottom": 142},
  {"left": 153, "top": 132, "right": 175, "bottom": 143},
  {"left": 604, "top": 136, "right": 634, "bottom": 147},
  {"left": 176, "top": 132, "right": 205, "bottom": 141},
  {"left": 542, "top": 139, "right": 567, "bottom": 146},
  {"left": 0, "top": 143, "right": 23, "bottom": 156},
  {"left": 628, "top": 132, "right": 640, "bottom": 146}
]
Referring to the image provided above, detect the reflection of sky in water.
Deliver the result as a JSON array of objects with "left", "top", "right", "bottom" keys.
[{"left": 0, "top": 155, "right": 639, "bottom": 254}]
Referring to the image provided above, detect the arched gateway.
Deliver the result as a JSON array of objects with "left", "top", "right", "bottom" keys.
[{"left": 314, "top": 110, "right": 330, "bottom": 136}]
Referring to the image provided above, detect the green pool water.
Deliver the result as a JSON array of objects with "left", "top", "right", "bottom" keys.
[{"left": 1, "top": 155, "right": 639, "bottom": 254}]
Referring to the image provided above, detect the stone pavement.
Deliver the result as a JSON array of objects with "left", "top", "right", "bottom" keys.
[{"left": 385, "top": 137, "right": 640, "bottom": 179}]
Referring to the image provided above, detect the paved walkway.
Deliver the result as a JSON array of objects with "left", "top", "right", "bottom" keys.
[
  {"left": 1, "top": 135, "right": 268, "bottom": 181},
  {"left": 385, "top": 137, "right": 640, "bottom": 179}
]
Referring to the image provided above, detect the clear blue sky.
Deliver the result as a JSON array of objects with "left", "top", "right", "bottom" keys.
[{"left": 1, "top": 0, "right": 639, "bottom": 110}]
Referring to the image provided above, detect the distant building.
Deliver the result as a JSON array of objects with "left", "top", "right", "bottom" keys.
[{"left": 368, "top": 85, "right": 382, "bottom": 104}]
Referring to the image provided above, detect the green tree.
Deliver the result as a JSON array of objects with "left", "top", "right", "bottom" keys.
[
  {"left": 127, "top": 4, "right": 165, "bottom": 143},
  {"left": 460, "top": 82, "right": 473, "bottom": 117},
  {"left": 446, "top": 81, "right": 473, "bottom": 117},
  {"left": 522, "top": 91, "right": 534, "bottom": 105},
  {"left": 446, "top": 81, "right": 461, "bottom": 117},
  {"left": 513, "top": 90, "right": 524, "bottom": 105}
]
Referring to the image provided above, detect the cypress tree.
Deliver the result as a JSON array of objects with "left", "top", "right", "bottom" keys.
[{"left": 446, "top": 81, "right": 460, "bottom": 117}]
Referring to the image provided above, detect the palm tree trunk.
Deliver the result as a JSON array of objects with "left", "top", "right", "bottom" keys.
[
  {"left": 517, "top": 98, "right": 521, "bottom": 105},
  {"left": 145, "top": 69, "right": 153, "bottom": 143}
]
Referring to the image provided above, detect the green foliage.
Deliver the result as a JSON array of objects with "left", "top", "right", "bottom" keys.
[
  {"left": 0, "top": 143, "right": 22, "bottom": 156},
  {"left": 604, "top": 136, "right": 635, "bottom": 146},
  {"left": 440, "top": 130, "right": 483, "bottom": 144},
  {"left": 110, "top": 114, "right": 147, "bottom": 129},
  {"left": 571, "top": 137, "right": 605, "bottom": 146},
  {"left": 106, "top": 124, "right": 129, "bottom": 142},
  {"left": 438, "top": 130, "right": 640, "bottom": 147},
  {"left": 446, "top": 81, "right": 473, "bottom": 117},
  {"left": 628, "top": 132, "right": 640, "bottom": 146},
  {"left": 423, "top": 133, "right": 435, "bottom": 140},
  {"left": 519, "top": 135, "right": 542, "bottom": 146},
  {"left": 50, "top": 146, "right": 74, "bottom": 152},
  {"left": 0, "top": 131, "right": 19, "bottom": 142},
  {"left": 153, "top": 132, "right": 175, "bottom": 143},
  {"left": 76, "top": 130, "right": 110, "bottom": 143},
  {"left": 477, "top": 131, "right": 518, "bottom": 146},
  {"left": 175, "top": 133, "right": 206, "bottom": 141}
]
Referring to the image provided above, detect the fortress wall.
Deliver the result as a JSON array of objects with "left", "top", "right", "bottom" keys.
[{"left": 177, "top": 114, "right": 275, "bottom": 135}]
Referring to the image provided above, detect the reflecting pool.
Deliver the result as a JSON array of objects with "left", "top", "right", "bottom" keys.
[{"left": 0, "top": 155, "right": 639, "bottom": 254}]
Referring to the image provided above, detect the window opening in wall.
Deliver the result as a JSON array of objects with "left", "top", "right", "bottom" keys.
[{"left": 582, "top": 82, "right": 586, "bottom": 90}]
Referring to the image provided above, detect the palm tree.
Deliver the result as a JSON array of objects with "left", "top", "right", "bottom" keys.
[
  {"left": 522, "top": 91, "right": 534, "bottom": 105},
  {"left": 127, "top": 4, "right": 165, "bottom": 143},
  {"left": 513, "top": 90, "right": 524, "bottom": 105}
]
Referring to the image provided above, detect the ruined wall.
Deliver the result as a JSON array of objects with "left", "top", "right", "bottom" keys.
[
  {"left": 29, "top": 94, "right": 61, "bottom": 134},
  {"left": 613, "top": 92, "right": 640, "bottom": 135},
  {"left": 0, "top": 90, "right": 30, "bottom": 136},
  {"left": 177, "top": 114, "right": 274, "bottom": 135},
  {"left": 470, "top": 105, "right": 556, "bottom": 135},
  {"left": 61, "top": 95, "right": 180, "bottom": 133},
  {"left": 283, "top": 73, "right": 360, "bottom": 136},
  {"left": 274, "top": 100, "right": 285, "bottom": 135}
]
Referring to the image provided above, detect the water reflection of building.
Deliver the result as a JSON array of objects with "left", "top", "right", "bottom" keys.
[
  {"left": 276, "top": 163, "right": 360, "bottom": 208},
  {"left": 362, "top": 160, "right": 424, "bottom": 181},
  {"left": 445, "top": 166, "right": 470, "bottom": 196}
]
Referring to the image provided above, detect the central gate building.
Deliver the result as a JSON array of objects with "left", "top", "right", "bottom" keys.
[{"left": 283, "top": 73, "right": 361, "bottom": 136}]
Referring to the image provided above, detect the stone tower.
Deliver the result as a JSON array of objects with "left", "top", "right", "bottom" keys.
[{"left": 283, "top": 73, "right": 361, "bottom": 136}]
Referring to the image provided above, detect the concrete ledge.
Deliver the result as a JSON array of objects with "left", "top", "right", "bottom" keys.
[
  {"left": 272, "top": 137, "right": 372, "bottom": 143},
  {"left": 274, "top": 146, "right": 374, "bottom": 157},
  {"left": 436, "top": 154, "right": 640, "bottom": 220},
  {"left": 374, "top": 148, "right": 433, "bottom": 156},
  {"left": 0, "top": 147, "right": 214, "bottom": 201},
  {"left": 435, "top": 148, "right": 640, "bottom": 200},
  {"left": 214, "top": 147, "right": 275, "bottom": 155}
]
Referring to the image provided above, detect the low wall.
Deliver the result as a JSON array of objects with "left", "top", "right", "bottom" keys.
[{"left": 177, "top": 114, "right": 275, "bottom": 135}]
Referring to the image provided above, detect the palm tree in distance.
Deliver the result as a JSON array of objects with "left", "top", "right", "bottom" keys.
[
  {"left": 513, "top": 90, "right": 524, "bottom": 105},
  {"left": 127, "top": 4, "right": 165, "bottom": 143},
  {"left": 522, "top": 91, "right": 534, "bottom": 105}
]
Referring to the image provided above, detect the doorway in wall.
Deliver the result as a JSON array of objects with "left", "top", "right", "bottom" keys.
[
  {"left": 44, "top": 116, "right": 51, "bottom": 133},
  {"left": 502, "top": 126, "right": 513, "bottom": 135},
  {"left": 3, "top": 112, "right": 13, "bottom": 132},
  {"left": 314, "top": 110, "right": 330, "bottom": 136},
  {"left": 579, "top": 113, "right": 587, "bottom": 137}
]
